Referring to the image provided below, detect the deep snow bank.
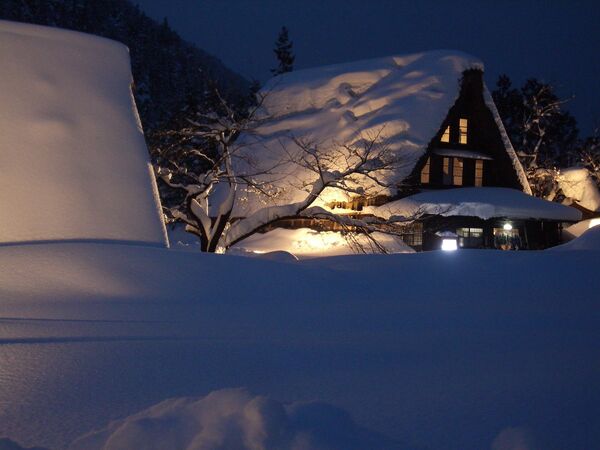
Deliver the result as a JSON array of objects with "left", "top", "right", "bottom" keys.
[
  {"left": 0, "top": 243, "right": 599, "bottom": 450},
  {"left": 69, "top": 388, "right": 403, "bottom": 450},
  {"left": 0, "top": 20, "right": 167, "bottom": 246},
  {"left": 552, "top": 224, "right": 600, "bottom": 251}
]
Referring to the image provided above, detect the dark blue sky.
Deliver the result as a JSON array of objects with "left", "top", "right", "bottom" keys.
[{"left": 136, "top": 0, "right": 599, "bottom": 135}]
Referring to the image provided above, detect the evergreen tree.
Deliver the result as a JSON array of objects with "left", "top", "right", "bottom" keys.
[{"left": 271, "top": 26, "right": 295, "bottom": 76}]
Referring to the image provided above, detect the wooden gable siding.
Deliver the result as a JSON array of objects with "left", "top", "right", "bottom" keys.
[{"left": 407, "top": 69, "right": 523, "bottom": 192}]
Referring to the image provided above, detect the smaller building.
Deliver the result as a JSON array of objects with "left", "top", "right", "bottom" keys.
[{"left": 366, "top": 187, "right": 581, "bottom": 251}]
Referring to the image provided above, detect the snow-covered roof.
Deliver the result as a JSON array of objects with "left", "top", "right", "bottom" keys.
[
  {"left": 235, "top": 51, "right": 529, "bottom": 215},
  {"left": 0, "top": 20, "right": 167, "bottom": 246},
  {"left": 365, "top": 187, "right": 582, "bottom": 222}
]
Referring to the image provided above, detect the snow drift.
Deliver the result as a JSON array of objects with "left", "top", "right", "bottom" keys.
[
  {"left": 552, "top": 223, "right": 600, "bottom": 251},
  {"left": 0, "top": 243, "right": 599, "bottom": 449},
  {"left": 0, "top": 20, "right": 167, "bottom": 246},
  {"left": 69, "top": 388, "right": 403, "bottom": 450}
]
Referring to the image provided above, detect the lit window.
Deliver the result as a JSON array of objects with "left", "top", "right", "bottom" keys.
[
  {"left": 459, "top": 118, "right": 468, "bottom": 144},
  {"left": 441, "top": 126, "right": 450, "bottom": 143},
  {"left": 420, "top": 157, "right": 430, "bottom": 184},
  {"left": 475, "top": 159, "right": 483, "bottom": 186},
  {"left": 442, "top": 157, "right": 452, "bottom": 185},
  {"left": 457, "top": 227, "right": 484, "bottom": 248},
  {"left": 453, "top": 158, "right": 463, "bottom": 185}
]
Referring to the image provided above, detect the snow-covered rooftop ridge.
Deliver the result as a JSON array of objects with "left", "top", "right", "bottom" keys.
[
  {"left": 261, "top": 50, "right": 484, "bottom": 116},
  {"left": 366, "top": 187, "right": 582, "bottom": 222},
  {"left": 0, "top": 20, "right": 168, "bottom": 246},
  {"left": 234, "top": 51, "right": 501, "bottom": 216}
]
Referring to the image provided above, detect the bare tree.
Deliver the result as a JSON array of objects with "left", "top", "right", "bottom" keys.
[{"left": 153, "top": 90, "right": 408, "bottom": 253}]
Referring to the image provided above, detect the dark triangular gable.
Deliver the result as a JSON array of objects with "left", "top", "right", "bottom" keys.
[{"left": 405, "top": 69, "right": 524, "bottom": 193}]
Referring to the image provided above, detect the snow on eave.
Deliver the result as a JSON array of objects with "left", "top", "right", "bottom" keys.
[
  {"left": 482, "top": 85, "right": 532, "bottom": 195},
  {"left": 366, "top": 187, "right": 581, "bottom": 222}
]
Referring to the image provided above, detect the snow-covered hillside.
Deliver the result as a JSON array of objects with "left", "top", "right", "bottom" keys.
[
  {"left": 0, "top": 240, "right": 599, "bottom": 450},
  {"left": 0, "top": 20, "right": 167, "bottom": 246}
]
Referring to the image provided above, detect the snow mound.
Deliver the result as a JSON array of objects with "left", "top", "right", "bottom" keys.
[
  {"left": 551, "top": 224, "right": 600, "bottom": 251},
  {"left": 0, "top": 20, "right": 167, "bottom": 246},
  {"left": 366, "top": 187, "right": 582, "bottom": 222},
  {"left": 231, "top": 227, "right": 414, "bottom": 258},
  {"left": 235, "top": 51, "right": 484, "bottom": 215},
  {"left": 69, "top": 388, "right": 402, "bottom": 450},
  {"left": 557, "top": 167, "right": 600, "bottom": 212},
  {"left": 563, "top": 218, "right": 600, "bottom": 240}
]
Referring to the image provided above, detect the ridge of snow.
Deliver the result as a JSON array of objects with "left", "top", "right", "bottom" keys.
[{"left": 0, "top": 20, "right": 168, "bottom": 246}]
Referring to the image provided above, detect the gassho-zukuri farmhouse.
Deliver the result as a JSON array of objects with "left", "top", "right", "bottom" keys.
[
  {"left": 0, "top": 19, "right": 587, "bottom": 253},
  {"left": 232, "top": 51, "right": 584, "bottom": 252}
]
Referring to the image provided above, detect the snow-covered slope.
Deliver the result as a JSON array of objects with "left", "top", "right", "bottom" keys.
[
  {"left": 0, "top": 244, "right": 599, "bottom": 450},
  {"left": 552, "top": 224, "right": 600, "bottom": 251},
  {"left": 366, "top": 187, "right": 582, "bottom": 221},
  {"left": 234, "top": 52, "right": 484, "bottom": 215},
  {"left": 0, "top": 20, "right": 167, "bottom": 246}
]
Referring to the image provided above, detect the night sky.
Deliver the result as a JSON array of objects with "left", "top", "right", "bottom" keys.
[{"left": 136, "top": 0, "right": 600, "bottom": 135}]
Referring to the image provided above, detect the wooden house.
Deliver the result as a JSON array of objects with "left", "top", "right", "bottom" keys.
[{"left": 235, "top": 51, "right": 581, "bottom": 252}]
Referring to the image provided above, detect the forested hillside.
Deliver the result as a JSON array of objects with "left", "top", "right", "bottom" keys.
[{"left": 0, "top": 0, "right": 250, "bottom": 131}]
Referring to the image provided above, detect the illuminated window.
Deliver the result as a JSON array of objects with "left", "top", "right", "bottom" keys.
[
  {"left": 475, "top": 159, "right": 484, "bottom": 186},
  {"left": 420, "top": 157, "right": 431, "bottom": 184},
  {"left": 457, "top": 227, "right": 484, "bottom": 248},
  {"left": 440, "top": 126, "right": 450, "bottom": 143},
  {"left": 459, "top": 118, "right": 468, "bottom": 144},
  {"left": 443, "top": 157, "right": 452, "bottom": 184},
  {"left": 453, "top": 158, "right": 463, "bottom": 185}
]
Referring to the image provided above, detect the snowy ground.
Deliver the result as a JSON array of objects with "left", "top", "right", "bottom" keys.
[{"left": 0, "top": 230, "right": 599, "bottom": 450}]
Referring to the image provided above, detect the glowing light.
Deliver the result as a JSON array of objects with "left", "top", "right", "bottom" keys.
[
  {"left": 441, "top": 239, "right": 458, "bottom": 251},
  {"left": 503, "top": 223, "right": 513, "bottom": 231},
  {"left": 589, "top": 218, "right": 600, "bottom": 229}
]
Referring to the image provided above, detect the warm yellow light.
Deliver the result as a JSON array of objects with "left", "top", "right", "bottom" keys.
[
  {"left": 589, "top": 218, "right": 600, "bottom": 229},
  {"left": 503, "top": 223, "right": 513, "bottom": 231}
]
